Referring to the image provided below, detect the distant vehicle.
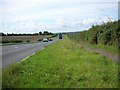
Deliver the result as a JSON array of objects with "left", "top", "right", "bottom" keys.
[
  {"left": 43, "top": 38, "right": 49, "bottom": 42},
  {"left": 59, "top": 33, "right": 62, "bottom": 39},
  {"left": 47, "top": 38, "right": 52, "bottom": 41},
  {"left": 48, "top": 38, "right": 52, "bottom": 41}
]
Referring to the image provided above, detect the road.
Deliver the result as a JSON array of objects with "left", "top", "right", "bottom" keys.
[{"left": 2, "top": 37, "right": 59, "bottom": 68}]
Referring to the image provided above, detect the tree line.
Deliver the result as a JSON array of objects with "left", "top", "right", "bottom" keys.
[
  {"left": 0, "top": 31, "right": 54, "bottom": 36},
  {"left": 67, "top": 20, "right": 120, "bottom": 47}
]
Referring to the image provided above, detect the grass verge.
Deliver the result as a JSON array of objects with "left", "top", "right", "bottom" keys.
[
  {"left": 72, "top": 40, "right": 118, "bottom": 55},
  {"left": 87, "top": 43, "right": 118, "bottom": 55},
  {"left": 2, "top": 36, "right": 118, "bottom": 88}
]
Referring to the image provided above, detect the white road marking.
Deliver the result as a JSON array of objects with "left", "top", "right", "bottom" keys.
[
  {"left": 41, "top": 47, "right": 44, "bottom": 50},
  {"left": 19, "top": 56, "right": 30, "bottom": 63},
  {"left": 17, "top": 53, "right": 35, "bottom": 63},
  {"left": 32, "top": 53, "right": 35, "bottom": 55},
  {"left": 17, "top": 47, "right": 45, "bottom": 64}
]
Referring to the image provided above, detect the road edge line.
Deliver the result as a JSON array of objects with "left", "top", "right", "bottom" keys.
[
  {"left": 17, "top": 47, "right": 45, "bottom": 64},
  {"left": 17, "top": 53, "right": 35, "bottom": 64}
]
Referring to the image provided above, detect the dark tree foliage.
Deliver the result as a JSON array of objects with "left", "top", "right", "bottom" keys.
[
  {"left": 39, "top": 32, "right": 42, "bottom": 35},
  {"left": 42, "top": 31, "right": 53, "bottom": 35},
  {"left": 2, "top": 40, "right": 23, "bottom": 43},
  {"left": 68, "top": 20, "right": 119, "bottom": 47},
  {"left": 0, "top": 33, "right": 6, "bottom": 36},
  {"left": 1, "top": 31, "right": 53, "bottom": 36}
]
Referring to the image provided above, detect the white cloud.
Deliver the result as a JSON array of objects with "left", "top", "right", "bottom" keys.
[
  {"left": 1, "top": 16, "right": 117, "bottom": 33},
  {"left": 0, "top": 0, "right": 118, "bottom": 33}
]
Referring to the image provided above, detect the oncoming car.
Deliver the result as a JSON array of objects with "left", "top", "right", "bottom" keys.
[
  {"left": 48, "top": 38, "right": 52, "bottom": 41},
  {"left": 43, "top": 38, "right": 49, "bottom": 42}
]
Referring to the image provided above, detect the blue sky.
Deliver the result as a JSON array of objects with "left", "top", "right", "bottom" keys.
[{"left": 0, "top": 0, "right": 119, "bottom": 34}]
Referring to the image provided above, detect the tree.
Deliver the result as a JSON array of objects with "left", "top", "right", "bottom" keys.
[
  {"left": 39, "top": 32, "right": 42, "bottom": 35},
  {"left": 43, "top": 31, "right": 49, "bottom": 35},
  {"left": 0, "top": 33, "right": 6, "bottom": 36}
]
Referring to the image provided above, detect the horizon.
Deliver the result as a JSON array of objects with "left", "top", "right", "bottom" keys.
[{"left": 1, "top": 30, "right": 81, "bottom": 34}]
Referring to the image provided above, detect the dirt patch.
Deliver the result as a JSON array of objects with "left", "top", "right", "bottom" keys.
[{"left": 77, "top": 44, "right": 118, "bottom": 62}]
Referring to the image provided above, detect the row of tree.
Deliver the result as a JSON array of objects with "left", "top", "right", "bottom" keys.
[
  {"left": 68, "top": 20, "right": 120, "bottom": 47},
  {"left": 0, "top": 31, "right": 54, "bottom": 36}
]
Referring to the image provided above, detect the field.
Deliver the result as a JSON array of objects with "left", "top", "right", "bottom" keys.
[
  {"left": 1, "top": 35, "right": 52, "bottom": 42},
  {"left": 2, "top": 36, "right": 118, "bottom": 88}
]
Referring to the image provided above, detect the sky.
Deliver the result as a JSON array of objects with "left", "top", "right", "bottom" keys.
[{"left": 0, "top": 0, "right": 119, "bottom": 34}]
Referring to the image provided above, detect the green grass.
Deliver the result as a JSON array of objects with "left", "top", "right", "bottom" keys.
[
  {"left": 85, "top": 42, "right": 118, "bottom": 55},
  {"left": 72, "top": 39, "right": 118, "bottom": 55},
  {"left": 68, "top": 34, "right": 118, "bottom": 55},
  {"left": 2, "top": 36, "right": 118, "bottom": 88}
]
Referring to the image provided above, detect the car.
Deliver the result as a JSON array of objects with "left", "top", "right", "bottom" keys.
[
  {"left": 43, "top": 38, "right": 49, "bottom": 42},
  {"left": 47, "top": 38, "right": 52, "bottom": 41},
  {"left": 59, "top": 33, "right": 62, "bottom": 39},
  {"left": 48, "top": 38, "right": 52, "bottom": 41}
]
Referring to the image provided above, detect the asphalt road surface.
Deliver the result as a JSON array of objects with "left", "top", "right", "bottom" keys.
[{"left": 2, "top": 37, "right": 59, "bottom": 68}]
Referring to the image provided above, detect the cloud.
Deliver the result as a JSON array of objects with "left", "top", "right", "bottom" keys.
[
  {"left": 1, "top": 16, "right": 117, "bottom": 33},
  {"left": 0, "top": 0, "right": 118, "bottom": 33}
]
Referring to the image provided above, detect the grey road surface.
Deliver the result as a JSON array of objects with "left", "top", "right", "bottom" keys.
[{"left": 2, "top": 37, "right": 59, "bottom": 68}]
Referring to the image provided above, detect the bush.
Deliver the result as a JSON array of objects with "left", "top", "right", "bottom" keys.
[
  {"left": 26, "top": 40, "right": 30, "bottom": 42},
  {"left": 38, "top": 39, "right": 42, "bottom": 41},
  {"left": 2, "top": 40, "right": 10, "bottom": 43},
  {"left": 2, "top": 40, "right": 23, "bottom": 43},
  {"left": 11, "top": 40, "right": 23, "bottom": 43},
  {"left": 67, "top": 20, "right": 119, "bottom": 47},
  {"left": 50, "top": 34, "right": 58, "bottom": 38}
]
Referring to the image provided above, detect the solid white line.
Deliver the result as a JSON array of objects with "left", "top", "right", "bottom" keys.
[
  {"left": 41, "top": 47, "right": 44, "bottom": 50},
  {"left": 17, "top": 47, "right": 45, "bottom": 64},
  {"left": 17, "top": 53, "right": 35, "bottom": 63},
  {"left": 31, "top": 53, "right": 35, "bottom": 55},
  {"left": 17, "top": 56, "right": 29, "bottom": 63}
]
